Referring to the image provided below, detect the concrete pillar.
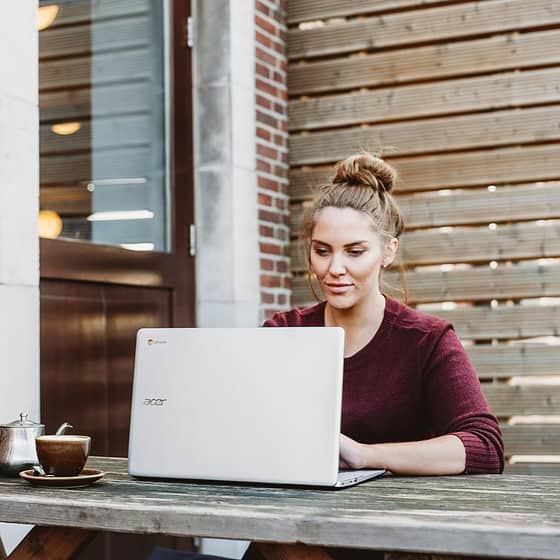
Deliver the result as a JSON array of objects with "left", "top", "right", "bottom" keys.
[
  {"left": 193, "top": 0, "right": 259, "bottom": 328},
  {"left": 0, "top": 1, "right": 40, "bottom": 553}
]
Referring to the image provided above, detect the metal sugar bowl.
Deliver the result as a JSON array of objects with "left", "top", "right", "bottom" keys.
[{"left": 0, "top": 413, "right": 45, "bottom": 476}]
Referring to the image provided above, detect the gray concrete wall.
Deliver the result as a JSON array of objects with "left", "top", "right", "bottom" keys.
[
  {"left": 0, "top": 1, "right": 39, "bottom": 553},
  {"left": 193, "top": 0, "right": 259, "bottom": 329}
]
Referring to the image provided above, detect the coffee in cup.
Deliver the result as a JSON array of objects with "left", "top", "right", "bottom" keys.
[{"left": 35, "top": 435, "right": 91, "bottom": 476}]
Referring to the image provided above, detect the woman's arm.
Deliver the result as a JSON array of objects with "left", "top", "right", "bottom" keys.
[
  {"left": 340, "top": 325, "right": 503, "bottom": 476},
  {"left": 420, "top": 326, "right": 504, "bottom": 474},
  {"left": 339, "top": 433, "right": 466, "bottom": 475}
]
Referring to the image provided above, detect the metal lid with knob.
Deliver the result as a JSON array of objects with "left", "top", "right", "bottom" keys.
[{"left": 0, "top": 413, "right": 45, "bottom": 429}]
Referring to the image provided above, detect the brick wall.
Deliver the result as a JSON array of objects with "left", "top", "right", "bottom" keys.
[{"left": 255, "top": 0, "right": 291, "bottom": 321}]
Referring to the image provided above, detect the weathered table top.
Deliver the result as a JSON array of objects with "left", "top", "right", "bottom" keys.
[{"left": 0, "top": 457, "right": 559, "bottom": 559}]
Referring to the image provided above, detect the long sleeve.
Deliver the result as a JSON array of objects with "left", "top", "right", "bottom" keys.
[
  {"left": 422, "top": 326, "right": 504, "bottom": 474},
  {"left": 262, "top": 314, "right": 287, "bottom": 327}
]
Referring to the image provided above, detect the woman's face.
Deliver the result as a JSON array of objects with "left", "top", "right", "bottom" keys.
[{"left": 310, "top": 206, "right": 397, "bottom": 311}]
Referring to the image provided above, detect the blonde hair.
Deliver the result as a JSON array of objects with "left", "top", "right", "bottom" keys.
[{"left": 301, "top": 151, "right": 407, "bottom": 301}]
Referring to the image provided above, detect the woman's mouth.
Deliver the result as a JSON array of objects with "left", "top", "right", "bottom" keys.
[{"left": 325, "top": 283, "right": 354, "bottom": 295}]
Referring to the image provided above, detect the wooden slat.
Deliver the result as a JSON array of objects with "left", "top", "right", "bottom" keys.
[
  {"left": 290, "top": 145, "right": 560, "bottom": 198},
  {"left": 287, "top": 0, "right": 448, "bottom": 24},
  {"left": 291, "top": 221, "right": 560, "bottom": 270},
  {"left": 468, "top": 344, "right": 560, "bottom": 379},
  {"left": 399, "top": 222, "right": 560, "bottom": 265},
  {"left": 483, "top": 385, "right": 560, "bottom": 416},
  {"left": 291, "top": 263, "right": 560, "bottom": 306},
  {"left": 288, "top": 0, "right": 560, "bottom": 59},
  {"left": 40, "top": 83, "right": 149, "bottom": 121},
  {"left": 399, "top": 264, "right": 560, "bottom": 303},
  {"left": 505, "top": 462, "right": 560, "bottom": 474},
  {"left": 399, "top": 183, "right": 560, "bottom": 228},
  {"left": 288, "top": 29, "right": 560, "bottom": 95},
  {"left": 289, "top": 68, "right": 560, "bottom": 131},
  {"left": 502, "top": 424, "right": 560, "bottom": 455},
  {"left": 40, "top": 115, "right": 150, "bottom": 154},
  {"left": 425, "top": 304, "right": 560, "bottom": 341},
  {"left": 290, "top": 106, "right": 560, "bottom": 165},
  {"left": 290, "top": 182, "right": 560, "bottom": 233},
  {"left": 40, "top": 0, "right": 149, "bottom": 28},
  {"left": 40, "top": 148, "right": 150, "bottom": 184},
  {"left": 40, "top": 49, "right": 149, "bottom": 90},
  {"left": 39, "top": 16, "right": 149, "bottom": 59}
]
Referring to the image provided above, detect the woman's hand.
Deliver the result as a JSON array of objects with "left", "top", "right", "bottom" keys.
[{"left": 339, "top": 433, "right": 366, "bottom": 469}]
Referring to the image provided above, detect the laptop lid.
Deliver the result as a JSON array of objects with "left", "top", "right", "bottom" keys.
[{"left": 128, "top": 327, "right": 345, "bottom": 486}]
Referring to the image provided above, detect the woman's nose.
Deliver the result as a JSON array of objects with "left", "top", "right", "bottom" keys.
[{"left": 328, "top": 255, "right": 346, "bottom": 275}]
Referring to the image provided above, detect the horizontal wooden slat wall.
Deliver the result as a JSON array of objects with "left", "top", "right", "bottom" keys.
[
  {"left": 290, "top": 68, "right": 560, "bottom": 131},
  {"left": 288, "top": 0, "right": 560, "bottom": 59},
  {"left": 289, "top": 29, "right": 560, "bottom": 95},
  {"left": 287, "top": 0, "right": 560, "bottom": 473}
]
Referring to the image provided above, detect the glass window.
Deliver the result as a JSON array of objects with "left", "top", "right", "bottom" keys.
[{"left": 38, "top": 0, "right": 170, "bottom": 252}]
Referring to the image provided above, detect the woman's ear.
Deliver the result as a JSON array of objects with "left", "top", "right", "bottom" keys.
[{"left": 383, "top": 237, "right": 399, "bottom": 267}]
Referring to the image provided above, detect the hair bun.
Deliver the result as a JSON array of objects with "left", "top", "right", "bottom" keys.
[{"left": 333, "top": 152, "right": 396, "bottom": 193}]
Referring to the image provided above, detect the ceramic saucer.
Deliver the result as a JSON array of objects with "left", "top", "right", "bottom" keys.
[{"left": 19, "top": 468, "right": 105, "bottom": 488}]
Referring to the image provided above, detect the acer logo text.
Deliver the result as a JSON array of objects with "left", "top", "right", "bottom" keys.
[{"left": 143, "top": 398, "right": 167, "bottom": 406}]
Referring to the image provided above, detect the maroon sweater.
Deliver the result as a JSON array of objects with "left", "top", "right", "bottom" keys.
[{"left": 263, "top": 296, "right": 504, "bottom": 474}]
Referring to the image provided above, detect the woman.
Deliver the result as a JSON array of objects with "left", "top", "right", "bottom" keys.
[
  {"left": 263, "top": 151, "right": 504, "bottom": 476},
  {"left": 154, "top": 152, "right": 504, "bottom": 560}
]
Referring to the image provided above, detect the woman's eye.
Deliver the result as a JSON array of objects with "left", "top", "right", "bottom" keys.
[
  {"left": 348, "top": 249, "right": 365, "bottom": 257},
  {"left": 314, "top": 248, "right": 329, "bottom": 256}
]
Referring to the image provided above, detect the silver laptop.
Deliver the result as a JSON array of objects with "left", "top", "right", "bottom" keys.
[{"left": 128, "top": 327, "right": 386, "bottom": 488}]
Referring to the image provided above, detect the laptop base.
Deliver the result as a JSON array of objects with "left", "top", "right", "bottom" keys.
[{"left": 334, "top": 469, "right": 387, "bottom": 488}]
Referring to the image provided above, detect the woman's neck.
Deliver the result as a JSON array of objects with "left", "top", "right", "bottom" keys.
[
  {"left": 325, "top": 293, "right": 387, "bottom": 358},
  {"left": 325, "top": 292, "right": 386, "bottom": 331}
]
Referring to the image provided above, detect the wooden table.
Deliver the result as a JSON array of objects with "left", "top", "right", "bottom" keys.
[{"left": 0, "top": 457, "right": 559, "bottom": 560}]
